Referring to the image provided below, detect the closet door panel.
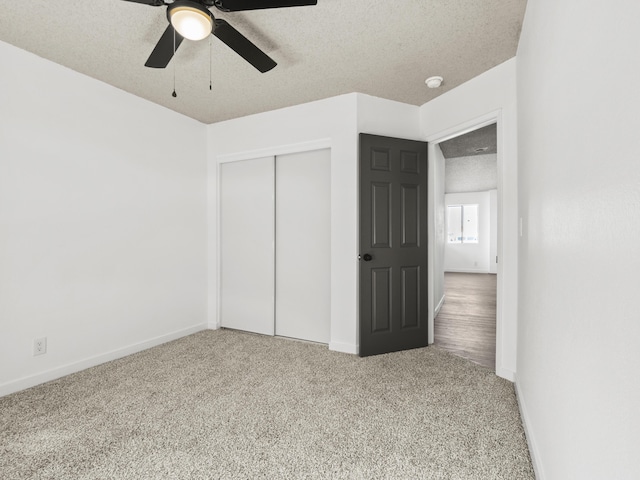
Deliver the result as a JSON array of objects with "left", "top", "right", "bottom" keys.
[
  {"left": 220, "top": 157, "right": 275, "bottom": 336},
  {"left": 275, "top": 149, "right": 331, "bottom": 344}
]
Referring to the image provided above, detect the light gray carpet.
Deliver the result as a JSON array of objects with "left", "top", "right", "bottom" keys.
[{"left": 1, "top": 330, "right": 534, "bottom": 479}]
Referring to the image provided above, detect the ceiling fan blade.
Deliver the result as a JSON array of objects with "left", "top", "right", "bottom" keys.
[
  {"left": 213, "top": 0, "right": 316, "bottom": 12},
  {"left": 213, "top": 19, "right": 276, "bottom": 73},
  {"left": 121, "top": 0, "right": 165, "bottom": 6},
  {"left": 145, "top": 25, "right": 184, "bottom": 68}
]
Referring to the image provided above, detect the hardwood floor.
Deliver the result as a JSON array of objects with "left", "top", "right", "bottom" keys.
[{"left": 434, "top": 272, "right": 496, "bottom": 369}]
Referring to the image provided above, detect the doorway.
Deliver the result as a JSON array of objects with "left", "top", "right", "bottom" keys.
[
  {"left": 435, "top": 272, "right": 496, "bottom": 368},
  {"left": 431, "top": 123, "right": 498, "bottom": 370}
]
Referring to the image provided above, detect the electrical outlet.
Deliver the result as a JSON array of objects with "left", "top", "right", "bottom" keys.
[{"left": 33, "top": 337, "right": 47, "bottom": 356}]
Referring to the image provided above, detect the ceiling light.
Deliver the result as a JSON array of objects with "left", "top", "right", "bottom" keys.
[
  {"left": 425, "top": 76, "right": 443, "bottom": 88},
  {"left": 169, "top": 2, "right": 213, "bottom": 41}
]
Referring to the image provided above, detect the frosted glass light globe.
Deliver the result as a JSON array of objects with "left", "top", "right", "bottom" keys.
[{"left": 170, "top": 7, "right": 213, "bottom": 41}]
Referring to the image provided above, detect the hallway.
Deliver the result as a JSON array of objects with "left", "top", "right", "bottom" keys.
[{"left": 434, "top": 272, "right": 497, "bottom": 369}]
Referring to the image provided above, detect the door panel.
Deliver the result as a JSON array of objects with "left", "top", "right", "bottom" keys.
[
  {"left": 400, "top": 150, "right": 420, "bottom": 173},
  {"left": 401, "top": 266, "right": 419, "bottom": 328},
  {"left": 220, "top": 157, "right": 275, "bottom": 336},
  {"left": 371, "top": 148, "right": 391, "bottom": 171},
  {"left": 372, "top": 267, "right": 392, "bottom": 333},
  {"left": 275, "top": 149, "right": 331, "bottom": 344},
  {"left": 372, "top": 182, "right": 392, "bottom": 248},
  {"left": 401, "top": 184, "right": 420, "bottom": 247},
  {"left": 359, "top": 134, "right": 428, "bottom": 357}
]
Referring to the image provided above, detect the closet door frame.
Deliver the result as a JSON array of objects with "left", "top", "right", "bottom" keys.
[{"left": 216, "top": 139, "right": 333, "bottom": 339}]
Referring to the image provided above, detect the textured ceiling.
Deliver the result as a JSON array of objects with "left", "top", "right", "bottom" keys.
[
  {"left": 440, "top": 123, "right": 497, "bottom": 159},
  {"left": 445, "top": 154, "right": 497, "bottom": 194},
  {"left": 0, "top": 0, "right": 528, "bottom": 124}
]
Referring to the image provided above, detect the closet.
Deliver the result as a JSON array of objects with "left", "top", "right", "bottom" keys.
[{"left": 220, "top": 149, "right": 331, "bottom": 344}]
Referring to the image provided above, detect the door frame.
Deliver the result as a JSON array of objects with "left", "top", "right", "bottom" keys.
[{"left": 426, "top": 109, "right": 505, "bottom": 374}]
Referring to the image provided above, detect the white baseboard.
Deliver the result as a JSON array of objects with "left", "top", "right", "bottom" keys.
[
  {"left": 0, "top": 323, "right": 208, "bottom": 398},
  {"left": 434, "top": 295, "right": 446, "bottom": 317},
  {"left": 496, "top": 366, "right": 516, "bottom": 382},
  {"left": 329, "top": 341, "right": 358, "bottom": 355},
  {"left": 515, "top": 378, "right": 545, "bottom": 480},
  {"left": 444, "top": 268, "right": 491, "bottom": 274}
]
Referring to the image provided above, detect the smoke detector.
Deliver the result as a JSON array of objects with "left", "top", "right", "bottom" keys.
[{"left": 425, "top": 76, "right": 443, "bottom": 88}]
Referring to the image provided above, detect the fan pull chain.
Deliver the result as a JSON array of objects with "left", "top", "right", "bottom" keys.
[
  {"left": 209, "top": 36, "right": 213, "bottom": 91},
  {"left": 172, "top": 29, "right": 177, "bottom": 98},
  {"left": 172, "top": 68, "right": 177, "bottom": 97}
]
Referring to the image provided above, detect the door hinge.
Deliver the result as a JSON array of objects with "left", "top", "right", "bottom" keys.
[{"left": 496, "top": 256, "right": 498, "bottom": 264}]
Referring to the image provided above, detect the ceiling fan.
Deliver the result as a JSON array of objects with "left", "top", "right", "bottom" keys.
[{"left": 122, "top": 0, "right": 317, "bottom": 72}]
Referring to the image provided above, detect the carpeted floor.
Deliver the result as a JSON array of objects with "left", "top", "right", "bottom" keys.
[{"left": 0, "top": 330, "right": 534, "bottom": 479}]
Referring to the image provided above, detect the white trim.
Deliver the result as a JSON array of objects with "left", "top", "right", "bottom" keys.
[
  {"left": 427, "top": 143, "right": 436, "bottom": 345},
  {"left": 496, "top": 367, "right": 515, "bottom": 383},
  {"left": 425, "top": 110, "right": 510, "bottom": 380},
  {"left": 444, "top": 268, "right": 492, "bottom": 274},
  {"left": 0, "top": 324, "right": 208, "bottom": 398},
  {"left": 515, "top": 378, "right": 546, "bottom": 479},
  {"left": 434, "top": 294, "right": 446, "bottom": 318},
  {"left": 206, "top": 135, "right": 219, "bottom": 331},
  {"left": 425, "top": 111, "right": 501, "bottom": 144},
  {"left": 216, "top": 138, "right": 332, "bottom": 164},
  {"left": 329, "top": 341, "right": 358, "bottom": 355},
  {"left": 215, "top": 153, "right": 224, "bottom": 332}
]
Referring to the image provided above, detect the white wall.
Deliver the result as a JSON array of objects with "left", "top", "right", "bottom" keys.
[
  {"left": 356, "top": 94, "right": 422, "bottom": 140},
  {"left": 0, "top": 41, "right": 208, "bottom": 396},
  {"left": 207, "top": 93, "right": 420, "bottom": 354},
  {"left": 421, "top": 58, "right": 518, "bottom": 380},
  {"left": 516, "top": 1, "right": 640, "bottom": 478},
  {"left": 444, "top": 191, "right": 493, "bottom": 273}
]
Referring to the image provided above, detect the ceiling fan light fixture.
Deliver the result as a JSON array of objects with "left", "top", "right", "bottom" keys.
[{"left": 169, "top": 4, "right": 213, "bottom": 41}]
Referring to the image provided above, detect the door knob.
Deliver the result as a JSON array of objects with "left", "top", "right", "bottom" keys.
[{"left": 362, "top": 253, "right": 373, "bottom": 262}]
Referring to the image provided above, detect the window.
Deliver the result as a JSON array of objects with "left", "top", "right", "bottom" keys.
[{"left": 447, "top": 204, "right": 479, "bottom": 244}]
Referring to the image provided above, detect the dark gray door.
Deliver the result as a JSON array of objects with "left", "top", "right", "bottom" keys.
[{"left": 359, "top": 134, "right": 428, "bottom": 357}]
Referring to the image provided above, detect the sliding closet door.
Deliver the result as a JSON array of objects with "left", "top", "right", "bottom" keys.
[
  {"left": 220, "top": 157, "right": 275, "bottom": 336},
  {"left": 275, "top": 149, "right": 331, "bottom": 344}
]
